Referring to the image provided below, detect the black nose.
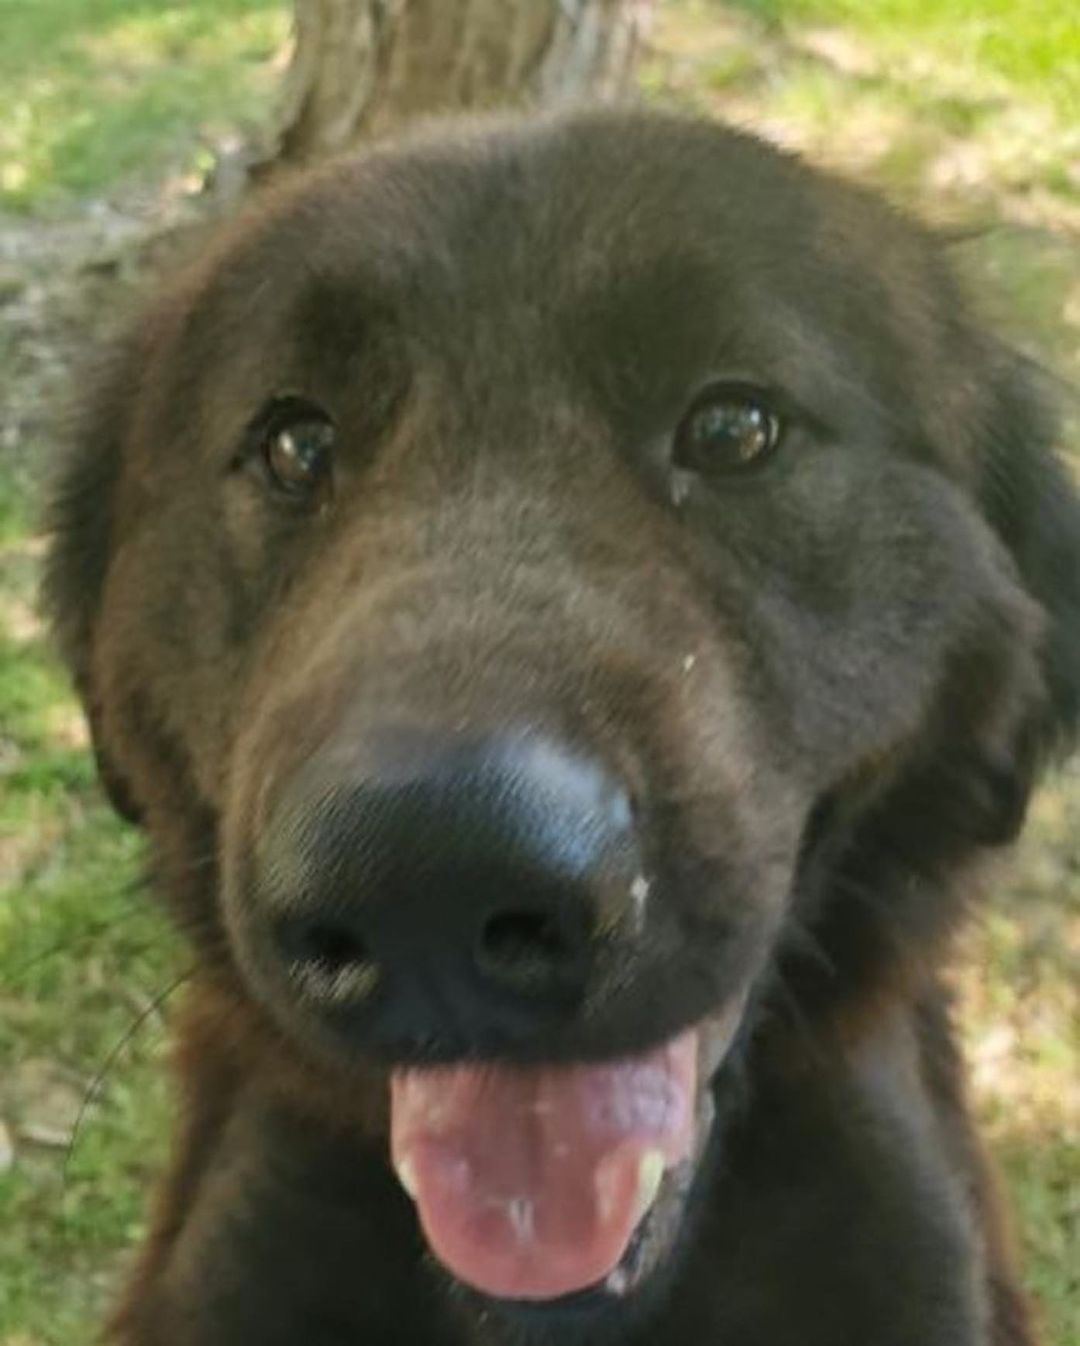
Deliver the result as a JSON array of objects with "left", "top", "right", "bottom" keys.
[{"left": 251, "top": 731, "right": 641, "bottom": 1050}]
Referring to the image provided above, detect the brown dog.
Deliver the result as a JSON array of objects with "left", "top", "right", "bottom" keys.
[{"left": 45, "top": 109, "right": 1080, "bottom": 1345}]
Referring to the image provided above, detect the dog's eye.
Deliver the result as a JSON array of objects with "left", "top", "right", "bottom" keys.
[
  {"left": 260, "top": 400, "right": 336, "bottom": 497},
  {"left": 673, "top": 384, "right": 783, "bottom": 476}
]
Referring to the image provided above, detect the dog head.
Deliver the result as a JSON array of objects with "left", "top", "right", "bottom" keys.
[{"left": 45, "top": 109, "right": 1080, "bottom": 1322}]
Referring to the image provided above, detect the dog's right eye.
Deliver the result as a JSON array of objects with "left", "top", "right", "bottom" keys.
[
  {"left": 254, "top": 398, "right": 336, "bottom": 500},
  {"left": 673, "top": 383, "right": 784, "bottom": 478}
]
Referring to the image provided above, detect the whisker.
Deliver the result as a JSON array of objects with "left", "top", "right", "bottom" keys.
[
  {"left": 782, "top": 913, "right": 840, "bottom": 981},
  {"left": 769, "top": 970, "right": 815, "bottom": 1042},
  {"left": 62, "top": 966, "right": 195, "bottom": 1187}
]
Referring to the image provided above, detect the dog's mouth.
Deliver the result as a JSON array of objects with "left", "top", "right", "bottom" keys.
[{"left": 389, "top": 999, "right": 745, "bottom": 1308}]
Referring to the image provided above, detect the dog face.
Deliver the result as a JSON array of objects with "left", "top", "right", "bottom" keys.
[{"left": 46, "top": 110, "right": 1080, "bottom": 1325}]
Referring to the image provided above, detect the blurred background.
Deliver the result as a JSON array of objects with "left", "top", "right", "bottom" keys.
[{"left": 0, "top": 2, "right": 1077, "bottom": 1342}]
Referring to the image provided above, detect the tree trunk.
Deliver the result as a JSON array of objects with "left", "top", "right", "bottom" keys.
[{"left": 269, "top": 0, "right": 654, "bottom": 167}]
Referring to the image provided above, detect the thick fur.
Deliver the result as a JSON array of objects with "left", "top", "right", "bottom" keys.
[{"left": 45, "top": 109, "right": 1080, "bottom": 1345}]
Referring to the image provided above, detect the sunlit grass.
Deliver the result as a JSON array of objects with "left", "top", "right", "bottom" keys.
[
  {"left": 0, "top": 0, "right": 288, "bottom": 211},
  {"left": 0, "top": 823, "right": 176, "bottom": 1342},
  {"left": 0, "top": 551, "right": 178, "bottom": 1340},
  {"left": 725, "top": 0, "right": 1080, "bottom": 122}
]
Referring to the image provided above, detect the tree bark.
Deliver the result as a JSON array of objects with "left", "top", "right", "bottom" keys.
[{"left": 270, "top": 0, "right": 654, "bottom": 166}]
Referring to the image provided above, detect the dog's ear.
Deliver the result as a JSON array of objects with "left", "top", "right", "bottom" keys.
[
  {"left": 977, "top": 344, "right": 1080, "bottom": 760},
  {"left": 43, "top": 323, "right": 151, "bottom": 824}
]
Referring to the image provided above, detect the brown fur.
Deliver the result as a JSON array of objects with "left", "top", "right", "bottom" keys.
[{"left": 45, "top": 109, "right": 1080, "bottom": 1345}]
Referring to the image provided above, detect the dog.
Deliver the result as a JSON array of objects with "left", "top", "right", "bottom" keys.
[{"left": 45, "top": 108, "right": 1080, "bottom": 1344}]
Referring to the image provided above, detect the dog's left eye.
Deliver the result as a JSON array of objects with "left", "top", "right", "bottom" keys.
[
  {"left": 254, "top": 398, "right": 336, "bottom": 499},
  {"left": 673, "top": 383, "right": 783, "bottom": 476}
]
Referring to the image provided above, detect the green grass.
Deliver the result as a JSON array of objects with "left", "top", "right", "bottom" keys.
[
  {"left": 0, "top": 0, "right": 288, "bottom": 212},
  {"left": 0, "top": 725, "right": 179, "bottom": 1339},
  {"left": 0, "top": 565, "right": 181, "bottom": 1338},
  {"left": 1, "top": 2, "right": 1078, "bottom": 1343},
  {"left": 729, "top": 0, "right": 1080, "bottom": 121}
]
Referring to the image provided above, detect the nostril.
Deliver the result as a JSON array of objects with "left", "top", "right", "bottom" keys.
[
  {"left": 302, "top": 923, "right": 370, "bottom": 973},
  {"left": 476, "top": 908, "right": 577, "bottom": 992},
  {"left": 275, "top": 917, "right": 378, "bottom": 1001}
]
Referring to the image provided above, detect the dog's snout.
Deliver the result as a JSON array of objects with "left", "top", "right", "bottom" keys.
[{"left": 252, "top": 731, "right": 641, "bottom": 1048}]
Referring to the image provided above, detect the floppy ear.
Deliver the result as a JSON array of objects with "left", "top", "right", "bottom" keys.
[
  {"left": 43, "top": 326, "right": 148, "bottom": 824},
  {"left": 977, "top": 345, "right": 1080, "bottom": 760}
]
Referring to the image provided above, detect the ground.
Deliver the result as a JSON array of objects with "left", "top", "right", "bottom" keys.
[{"left": 0, "top": 3, "right": 1076, "bottom": 1343}]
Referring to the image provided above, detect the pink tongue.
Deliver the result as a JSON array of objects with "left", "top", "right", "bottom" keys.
[{"left": 390, "top": 1030, "right": 697, "bottom": 1301}]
